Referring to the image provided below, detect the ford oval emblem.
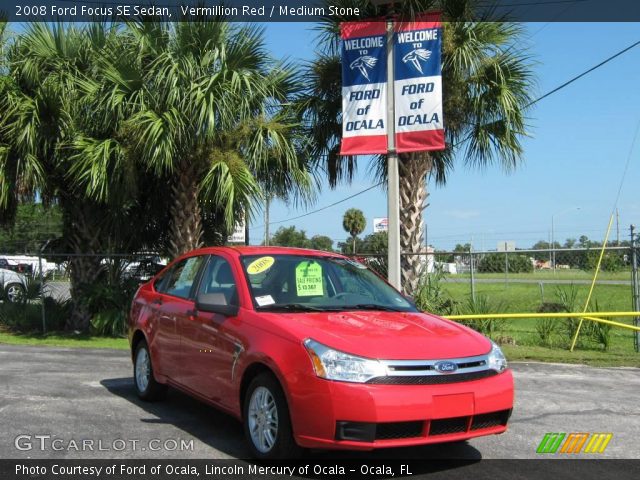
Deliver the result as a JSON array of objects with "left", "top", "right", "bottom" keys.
[{"left": 434, "top": 361, "right": 458, "bottom": 374}]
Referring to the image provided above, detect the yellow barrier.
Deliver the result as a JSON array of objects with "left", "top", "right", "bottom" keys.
[
  {"left": 570, "top": 213, "right": 616, "bottom": 351},
  {"left": 444, "top": 311, "right": 640, "bottom": 333},
  {"left": 582, "top": 316, "right": 640, "bottom": 331}
]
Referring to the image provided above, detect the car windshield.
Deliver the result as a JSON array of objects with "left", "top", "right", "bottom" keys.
[{"left": 240, "top": 254, "right": 417, "bottom": 312}]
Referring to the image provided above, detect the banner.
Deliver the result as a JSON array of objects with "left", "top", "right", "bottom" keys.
[
  {"left": 340, "top": 22, "right": 388, "bottom": 155},
  {"left": 394, "top": 13, "right": 445, "bottom": 152}
]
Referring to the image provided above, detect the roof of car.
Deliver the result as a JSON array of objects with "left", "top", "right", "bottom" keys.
[{"left": 185, "top": 245, "right": 347, "bottom": 258}]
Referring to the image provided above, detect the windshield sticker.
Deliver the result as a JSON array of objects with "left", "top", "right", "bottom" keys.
[
  {"left": 255, "top": 294, "right": 275, "bottom": 307},
  {"left": 295, "top": 261, "right": 324, "bottom": 297},
  {"left": 247, "top": 256, "right": 275, "bottom": 275}
]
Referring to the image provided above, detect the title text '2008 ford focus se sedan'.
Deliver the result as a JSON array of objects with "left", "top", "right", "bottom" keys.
[{"left": 128, "top": 246, "right": 513, "bottom": 459}]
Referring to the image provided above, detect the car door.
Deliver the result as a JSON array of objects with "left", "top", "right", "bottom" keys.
[
  {"left": 151, "top": 255, "right": 207, "bottom": 381},
  {"left": 179, "top": 254, "right": 244, "bottom": 407}
]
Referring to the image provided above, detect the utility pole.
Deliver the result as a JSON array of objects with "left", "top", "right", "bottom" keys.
[
  {"left": 551, "top": 215, "right": 555, "bottom": 271},
  {"left": 616, "top": 208, "right": 620, "bottom": 245},
  {"left": 469, "top": 243, "right": 476, "bottom": 303},
  {"left": 244, "top": 207, "right": 249, "bottom": 246},
  {"left": 264, "top": 195, "right": 270, "bottom": 246},
  {"left": 386, "top": 14, "right": 401, "bottom": 291},
  {"left": 630, "top": 225, "right": 639, "bottom": 352}
]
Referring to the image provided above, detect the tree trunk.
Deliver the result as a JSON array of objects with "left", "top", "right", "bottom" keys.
[
  {"left": 168, "top": 161, "right": 203, "bottom": 258},
  {"left": 398, "top": 152, "right": 433, "bottom": 295},
  {"left": 352, "top": 236, "right": 356, "bottom": 255},
  {"left": 62, "top": 200, "right": 105, "bottom": 332}
]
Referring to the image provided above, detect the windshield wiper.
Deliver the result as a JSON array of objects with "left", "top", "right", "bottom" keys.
[
  {"left": 348, "top": 303, "right": 404, "bottom": 312},
  {"left": 258, "top": 303, "right": 324, "bottom": 312}
]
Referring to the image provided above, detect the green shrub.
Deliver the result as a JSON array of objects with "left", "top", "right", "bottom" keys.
[
  {"left": 83, "top": 278, "right": 139, "bottom": 337},
  {"left": 477, "top": 253, "right": 533, "bottom": 273},
  {"left": 535, "top": 302, "right": 564, "bottom": 346},
  {"left": 43, "top": 297, "right": 72, "bottom": 331},
  {"left": 457, "top": 295, "right": 505, "bottom": 338},
  {"left": 0, "top": 303, "right": 42, "bottom": 331},
  {"left": 413, "top": 268, "right": 457, "bottom": 315}
]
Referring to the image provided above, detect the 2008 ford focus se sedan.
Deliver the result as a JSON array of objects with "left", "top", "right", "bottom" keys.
[{"left": 128, "top": 246, "right": 513, "bottom": 459}]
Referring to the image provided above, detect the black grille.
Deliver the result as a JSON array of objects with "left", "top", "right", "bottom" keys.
[
  {"left": 367, "top": 370, "right": 498, "bottom": 385},
  {"left": 387, "top": 364, "right": 433, "bottom": 372},
  {"left": 471, "top": 409, "right": 511, "bottom": 430},
  {"left": 375, "top": 421, "right": 424, "bottom": 440},
  {"left": 335, "top": 421, "right": 376, "bottom": 442},
  {"left": 457, "top": 360, "right": 487, "bottom": 369},
  {"left": 429, "top": 416, "right": 469, "bottom": 436}
]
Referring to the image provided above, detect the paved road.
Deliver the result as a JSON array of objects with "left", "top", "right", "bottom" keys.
[{"left": 0, "top": 344, "right": 639, "bottom": 460}]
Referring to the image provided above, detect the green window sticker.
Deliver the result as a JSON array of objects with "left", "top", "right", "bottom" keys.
[{"left": 295, "top": 261, "right": 324, "bottom": 297}]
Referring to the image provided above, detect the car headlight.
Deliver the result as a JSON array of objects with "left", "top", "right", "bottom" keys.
[
  {"left": 487, "top": 341, "right": 508, "bottom": 373},
  {"left": 303, "top": 339, "right": 386, "bottom": 383}
]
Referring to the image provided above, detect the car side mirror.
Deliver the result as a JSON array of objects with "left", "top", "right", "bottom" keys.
[{"left": 195, "top": 293, "right": 239, "bottom": 317}]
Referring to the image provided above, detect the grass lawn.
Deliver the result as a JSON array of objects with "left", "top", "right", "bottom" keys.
[
  {"left": 0, "top": 328, "right": 129, "bottom": 350},
  {"left": 441, "top": 282, "right": 640, "bottom": 367},
  {"left": 501, "top": 344, "right": 640, "bottom": 367},
  {"left": 455, "top": 269, "right": 631, "bottom": 281}
]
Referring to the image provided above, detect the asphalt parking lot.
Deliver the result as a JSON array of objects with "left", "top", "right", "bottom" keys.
[{"left": 0, "top": 343, "right": 638, "bottom": 460}]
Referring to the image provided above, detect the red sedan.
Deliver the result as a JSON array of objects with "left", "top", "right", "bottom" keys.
[{"left": 128, "top": 246, "right": 513, "bottom": 459}]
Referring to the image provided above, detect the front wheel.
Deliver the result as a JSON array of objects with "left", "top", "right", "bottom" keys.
[
  {"left": 243, "top": 373, "right": 301, "bottom": 459},
  {"left": 133, "top": 340, "right": 166, "bottom": 401},
  {"left": 5, "top": 283, "right": 25, "bottom": 303}
]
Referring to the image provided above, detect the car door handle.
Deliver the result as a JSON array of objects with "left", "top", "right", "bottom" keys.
[
  {"left": 186, "top": 309, "right": 198, "bottom": 317},
  {"left": 151, "top": 297, "right": 163, "bottom": 305}
]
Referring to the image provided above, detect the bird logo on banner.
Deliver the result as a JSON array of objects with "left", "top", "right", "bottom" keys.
[
  {"left": 402, "top": 49, "right": 431, "bottom": 74},
  {"left": 349, "top": 55, "right": 378, "bottom": 81}
]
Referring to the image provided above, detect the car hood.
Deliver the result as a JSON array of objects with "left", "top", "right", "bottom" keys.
[{"left": 260, "top": 310, "right": 492, "bottom": 360}]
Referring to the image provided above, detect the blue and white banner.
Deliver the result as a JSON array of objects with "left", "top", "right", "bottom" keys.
[
  {"left": 340, "top": 22, "right": 388, "bottom": 155},
  {"left": 394, "top": 13, "right": 445, "bottom": 152}
]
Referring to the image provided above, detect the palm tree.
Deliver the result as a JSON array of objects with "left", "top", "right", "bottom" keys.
[
  {"left": 304, "top": 0, "right": 534, "bottom": 293},
  {"left": 0, "top": 23, "right": 132, "bottom": 330},
  {"left": 72, "top": 20, "right": 314, "bottom": 258},
  {"left": 343, "top": 208, "right": 366, "bottom": 254},
  {"left": 0, "top": 17, "right": 11, "bottom": 222}
]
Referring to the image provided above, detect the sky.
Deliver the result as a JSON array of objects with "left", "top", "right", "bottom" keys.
[{"left": 253, "top": 21, "right": 640, "bottom": 251}]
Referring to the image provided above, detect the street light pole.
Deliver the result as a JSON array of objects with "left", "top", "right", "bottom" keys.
[
  {"left": 551, "top": 215, "right": 555, "bottom": 272},
  {"left": 386, "top": 16, "right": 401, "bottom": 290}
]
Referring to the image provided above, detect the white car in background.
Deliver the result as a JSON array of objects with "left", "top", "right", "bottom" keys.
[{"left": 0, "top": 268, "right": 26, "bottom": 303}]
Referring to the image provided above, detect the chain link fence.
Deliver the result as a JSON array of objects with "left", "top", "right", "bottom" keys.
[
  {"left": 357, "top": 245, "right": 640, "bottom": 353},
  {"left": 0, "top": 252, "right": 167, "bottom": 334},
  {"left": 2, "top": 245, "right": 639, "bottom": 352}
]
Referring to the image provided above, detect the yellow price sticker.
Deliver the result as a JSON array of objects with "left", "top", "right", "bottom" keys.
[{"left": 247, "top": 256, "right": 275, "bottom": 275}]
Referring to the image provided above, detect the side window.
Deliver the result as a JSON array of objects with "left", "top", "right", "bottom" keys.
[
  {"left": 154, "top": 269, "right": 170, "bottom": 293},
  {"left": 163, "top": 256, "right": 206, "bottom": 299},
  {"left": 197, "top": 256, "right": 238, "bottom": 306}
]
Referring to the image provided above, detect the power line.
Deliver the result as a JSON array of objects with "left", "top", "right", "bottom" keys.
[
  {"left": 611, "top": 115, "right": 640, "bottom": 212},
  {"left": 256, "top": 36, "right": 640, "bottom": 231},
  {"left": 252, "top": 181, "right": 383, "bottom": 229},
  {"left": 526, "top": 39, "right": 640, "bottom": 108}
]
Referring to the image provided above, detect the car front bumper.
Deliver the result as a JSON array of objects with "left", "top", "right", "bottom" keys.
[{"left": 289, "top": 369, "right": 514, "bottom": 450}]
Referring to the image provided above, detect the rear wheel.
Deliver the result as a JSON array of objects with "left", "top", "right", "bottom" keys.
[
  {"left": 133, "top": 340, "right": 166, "bottom": 401},
  {"left": 5, "top": 283, "right": 25, "bottom": 303},
  {"left": 243, "top": 373, "right": 301, "bottom": 459}
]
